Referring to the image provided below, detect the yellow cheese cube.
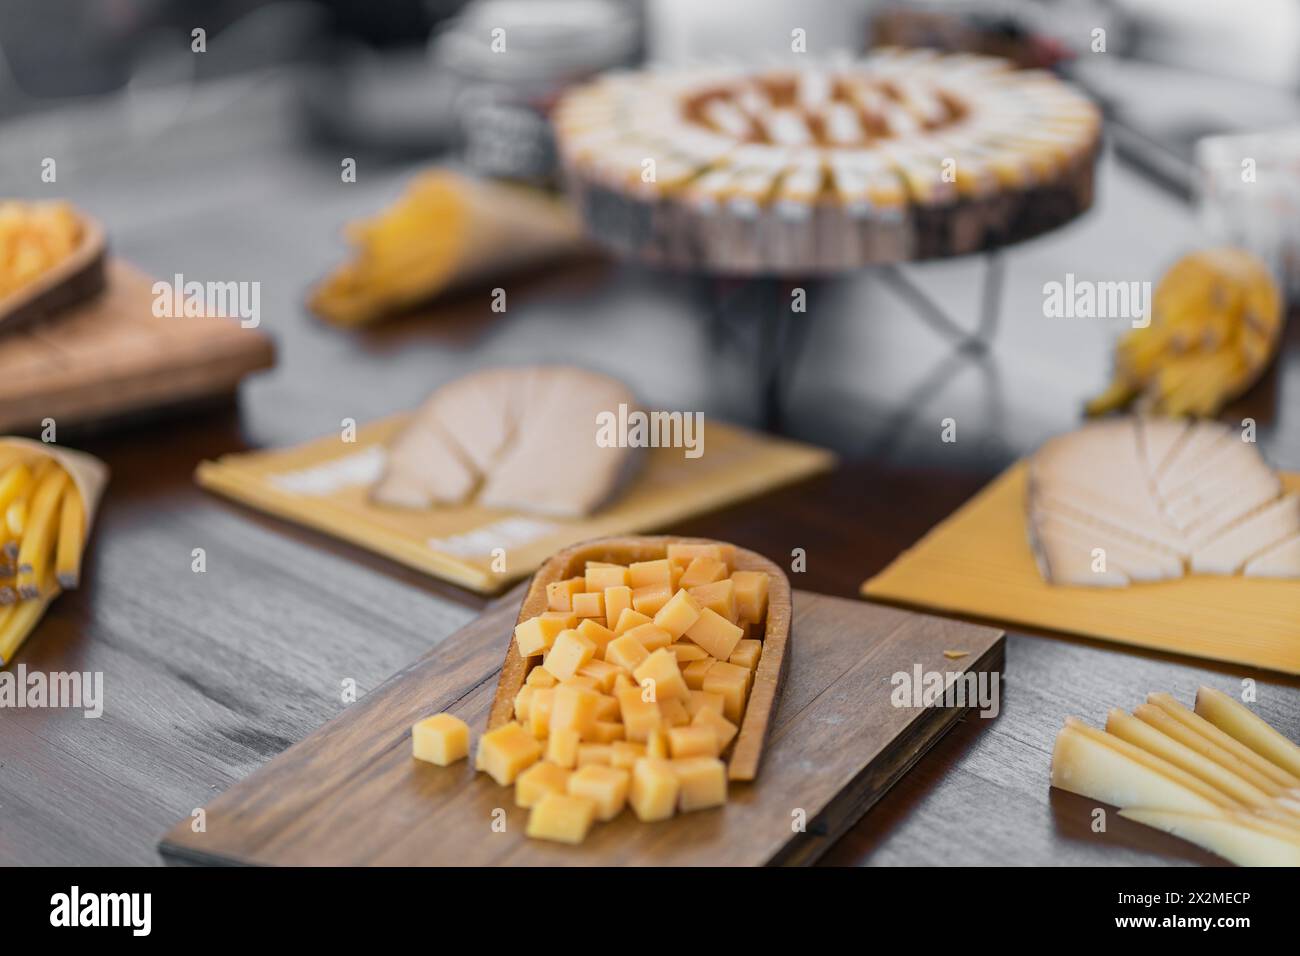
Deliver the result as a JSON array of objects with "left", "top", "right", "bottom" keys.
[
  {"left": 542, "top": 629, "right": 597, "bottom": 681},
  {"left": 576, "top": 743, "right": 613, "bottom": 767},
  {"left": 513, "top": 685, "right": 534, "bottom": 722},
  {"left": 604, "top": 585, "right": 633, "bottom": 629},
  {"left": 692, "top": 707, "right": 738, "bottom": 752},
  {"left": 647, "top": 727, "right": 670, "bottom": 759},
  {"left": 577, "top": 657, "right": 622, "bottom": 692},
  {"left": 731, "top": 570, "right": 769, "bottom": 624},
  {"left": 673, "top": 642, "right": 710, "bottom": 663},
  {"left": 667, "top": 543, "right": 734, "bottom": 571},
  {"left": 624, "top": 622, "right": 673, "bottom": 652},
  {"left": 585, "top": 564, "right": 630, "bottom": 591},
  {"left": 633, "top": 648, "right": 690, "bottom": 701},
  {"left": 630, "top": 758, "right": 680, "bottom": 822},
  {"left": 612, "top": 672, "right": 636, "bottom": 694},
  {"left": 702, "top": 660, "right": 751, "bottom": 723},
  {"left": 528, "top": 688, "right": 555, "bottom": 738},
  {"left": 616, "top": 686, "right": 663, "bottom": 742},
  {"left": 613, "top": 608, "right": 654, "bottom": 635},
  {"left": 688, "top": 579, "right": 737, "bottom": 622},
  {"left": 515, "top": 761, "right": 570, "bottom": 808},
  {"left": 632, "top": 584, "right": 673, "bottom": 616},
  {"left": 567, "top": 764, "right": 630, "bottom": 821},
  {"left": 526, "top": 792, "right": 596, "bottom": 844},
  {"left": 685, "top": 689, "right": 726, "bottom": 719},
  {"left": 571, "top": 590, "right": 605, "bottom": 619},
  {"left": 547, "top": 577, "right": 585, "bottom": 612},
  {"left": 629, "top": 558, "right": 673, "bottom": 588},
  {"left": 550, "top": 684, "right": 600, "bottom": 739},
  {"left": 562, "top": 675, "right": 599, "bottom": 691},
  {"left": 594, "top": 693, "right": 621, "bottom": 721},
  {"left": 605, "top": 634, "right": 651, "bottom": 672},
  {"left": 659, "top": 697, "right": 690, "bottom": 727},
  {"left": 514, "top": 613, "right": 574, "bottom": 657},
  {"left": 684, "top": 608, "right": 745, "bottom": 662},
  {"left": 412, "top": 713, "right": 470, "bottom": 766},
  {"left": 669, "top": 725, "right": 720, "bottom": 758},
  {"left": 610, "top": 740, "right": 647, "bottom": 770},
  {"left": 576, "top": 618, "right": 615, "bottom": 659},
  {"left": 653, "top": 588, "right": 702, "bottom": 639},
  {"left": 671, "top": 563, "right": 684, "bottom": 590},
  {"left": 683, "top": 659, "right": 715, "bottom": 690},
  {"left": 729, "top": 639, "right": 762, "bottom": 671},
  {"left": 592, "top": 720, "right": 626, "bottom": 743},
  {"left": 475, "top": 722, "right": 542, "bottom": 785},
  {"left": 672, "top": 757, "right": 728, "bottom": 812},
  {"left": 680, "top": 556, "right": 727, "bottom": 588},
  {"left": 547, "top": 727, "right": 580, "bottom": 768},
  {"left": 526, "top": 666, "right": 558, "bottom": 689}
]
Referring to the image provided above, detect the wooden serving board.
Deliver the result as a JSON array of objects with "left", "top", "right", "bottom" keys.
[
  {"left": 0, "top": 260, "right": 274, "bottom": 433},
  {"left": 159, "top": 589, "right": 1003, "bottom": 866}
]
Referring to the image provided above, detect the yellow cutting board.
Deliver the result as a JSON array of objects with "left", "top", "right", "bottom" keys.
[
  {"left": 197, "top": 416, "right": 834, "bottom": 593},
  {"left": 862, "top": 463, "right": 1300, "bottom": 675}
]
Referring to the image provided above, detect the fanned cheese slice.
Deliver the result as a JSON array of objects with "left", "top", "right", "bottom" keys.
[
  {"left": 1196, "top": 686, "right": 1300, "bottom": 780},
  {"left": 1119, "top": 808, "right": 1300, "bottom": 866},
  {"left": 1027, "top": 417, "right": 1300, "bottom": 585},
  {"left": 372, "top": 365, "right": 642, "bottom": 517}
]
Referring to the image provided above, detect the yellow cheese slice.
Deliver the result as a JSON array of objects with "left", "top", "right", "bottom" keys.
[
  {"left": 1194, "top": 686, "right": 1300, "bottom": 780},
  {"left": 1146, "top": 693, "right": 1300, "bottom": 791},
  {"left": 1119, "top": 808, "right": 1300, "bottom": 866}
]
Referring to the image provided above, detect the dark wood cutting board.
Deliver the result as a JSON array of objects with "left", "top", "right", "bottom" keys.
[{"left": 159, "top": 589, "right": 1003, "bottom": 866}]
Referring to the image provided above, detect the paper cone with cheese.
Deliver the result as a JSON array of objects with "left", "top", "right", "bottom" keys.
[
  {"left": 1026, "top": 417, "right": 1300, "bottom": 586},
  {"left": 310, "top": 170, "right": 586, "bottom": 326},
  {"left": 371, "top": 365, "right": 642, "bottom": 518}
]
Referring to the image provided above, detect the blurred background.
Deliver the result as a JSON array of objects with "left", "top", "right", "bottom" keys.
[{"left": 2, "top": 0, "right": 1298, "bottom": 470}]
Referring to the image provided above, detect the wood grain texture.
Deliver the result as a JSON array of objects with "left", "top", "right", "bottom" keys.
[
  {"left": 158, "top": 590, "right": 1002, "bottom": 866},
  {"left": 0, "top": 259, "right": 274, "bottom": 433},
  {"left": 487, "top": 534, "right": 791, "bottom": 781}
]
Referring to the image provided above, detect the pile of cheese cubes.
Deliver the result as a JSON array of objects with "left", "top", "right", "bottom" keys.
[{"left": 412, "top": 542, "right": 770, "bottom": 845}]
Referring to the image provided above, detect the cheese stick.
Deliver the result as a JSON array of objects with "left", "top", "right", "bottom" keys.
[
  {"left": 15, "top": 468, "right": 68, "bottom": 599},
  {"left": 55, "top": 487, "right": 84, "bottom": 589},
  {"left": 0, "top": 565, "right": 58, "bottom": 667}
]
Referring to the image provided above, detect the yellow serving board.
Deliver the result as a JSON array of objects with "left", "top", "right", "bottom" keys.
[
  {"left": 862, "top": 462, "right": 1300, "bottom": 675},
  {"left": 197, "top": 416, "right": 834, "bottom": 594}
]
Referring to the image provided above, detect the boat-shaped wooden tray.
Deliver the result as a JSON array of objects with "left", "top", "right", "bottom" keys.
[
  {"left": 0, "top": 213, "right": 106, "bottom": 335},
  {"left": 487, "top": 535, "right": 791, "bottom": 781}
]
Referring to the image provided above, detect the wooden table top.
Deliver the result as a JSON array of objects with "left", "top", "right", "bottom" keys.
[{"left": 2, "top": 75, "right": 1298, "bottom": 866}]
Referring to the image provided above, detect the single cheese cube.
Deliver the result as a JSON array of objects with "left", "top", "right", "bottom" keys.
[
  {"left": 633, "top": 648, "right": 690, "bottom": 701},
  {"left": 631, "top": 584, "right": 673, "bottom": 616},
  {"left": 606, "top": 634, "right": 651, "bottom": 672},
  {"left": 702, "top": 661, "right": 751, "bottom": 723},
  {"left": 659, "top": 697, "right": 690, "bottom": 727},
  {"left": 576, "top": 618, "right": 616, "bottom": 659},
  {"left": 611, "top": 740, "right": 647, "bottom": 770},
  {"left": 585, "top": 564, "right": 630, "bottom": 591},
  {"left": 630, "top": 758, "right": 680, "bottom": 822},
  {"left": 515, "top": 614, "right": 574, "bottom": 657},
  {"left": 731, "top": 570, "right": 769, "bottom": 624},
  {"left": 669, "top": 725, "right": 720, "bottom": 758},
  {"left": 624, "top": 622, "right": 673, "bottom": 652},
  {"left": 576, "top": 743, "right": 613, "bottom": 767},
  {"left": 685, "top": 608, "right": 745, "bottom": 662},
  {"left": 571, "top": 590, "right": 605, "bottom": 619},
  {"left": 526, "top": 667, "right": 558, "bottom": 689},
  {"left": 672, "top": 757, "right": 728, "bottom": 812},
  {"left": 613, "top": 608, "right": 653, "bottom": 635},
  {"left": 670, "top": 563, "right": 684, "bottom": 590},
  {"left": 577, "top": 657, "right": 622, "bottom": 692},
  {"left": 412, "top": 713, "right": 470, "bottom": 766},
  {"left": 515, "top": 761, "right": 570, "bottom": 808},
  {"left": 683, "top": 659, "right": 715, "bottom": 690},
  {"left": 562, "top": 675, "right": 599, "bottom": 691},
  {"left": 688, "top": 579, "right": 737, "bottom": 622},
  {"left": 528, "top": 688, "right": 555, "bottom": 738},
  {"left": 543, "top": 629, "right": 597, "bottom": 681},
  {"left": 546, "top": 727, "right": 580, "bottom": 768},
  {"left": 629, "top": 559, "right": 673, "bottom": 588},
  {"left": 475, "top": 722, "right": 542, "bottom": 785},
  {"left": 680, "top": 556, "right": 727, "bottom": 588},
  {"left": 692, "top": 707, "right": 738, "bottom": 751},
  {"left": 685, "top": 690, "right": 726, "bottom": 719},
  {"left": 591, "top": 720, "right": 626, "bottom": 743},
  {"left": 526, "top": 792, "right": 596, "bottom": 844},
  {"left": 653, "top": 588, "right": 702, "bottom": 639},
  {"left": 729, "top": 639, "right": 762, "bottom": 671},
  {"left": 647, "top": 727, "right": 670, "bottom": 759},
  {"left": 568, "top": 764, "right": 630, "bottom": 821},
  {"left": 616, "top": 686, "right": 663, "bottom": 742},
  {"left": 547, "top": 577, "right": 585, "bottom": 612},
  {"left": 514, "top": 685, "right": 534, "bottom": 722},
  {"left": 604, "top": 585, "right": 633, "bottom": 629},
  {"left": 612, "top": 672, "right": 636, "bottom": 694},
  {"left": 673, "top": 642, "right": 710, "bottom": 663},
  {"left": 550, "top": 684, "right": 600, "bottom": 739},
  {"left": 594, "top": 693, "right": 621, "bottom": 721},
  {"left": 667, "top": 543, "right": 735, "bottom": 572}
]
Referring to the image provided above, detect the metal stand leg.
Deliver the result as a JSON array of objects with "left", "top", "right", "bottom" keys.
[{"left": 878, "top": 249, "right": 1006, "bottom": 353}]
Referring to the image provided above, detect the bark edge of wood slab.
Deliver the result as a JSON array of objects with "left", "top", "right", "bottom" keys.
[
  {"left": 0, "top": 213, "right": 107, "bottom": 336},
  {"left": 486, "top": 534, "right": 791, "bottom": 781}
]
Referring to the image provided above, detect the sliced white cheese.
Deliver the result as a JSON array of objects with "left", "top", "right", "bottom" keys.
[
  {"left": 1136, "top": 416, "right": 1189, "bottom": 480},
  {"left": 373, "top": 415, "right": 478, "bottom": 507},
  {"left": 1031, "top": 511, "right": 1182, "bottom": 583},
  {"left": 1120, "top": 808, "right": 1300, "bottom": 866},
  {"left": 1243, "top": 532, "right": 1300, "bottom": 580},
  {"left": 1190, "top": 493, "right": 1300, "bottom": 575}
]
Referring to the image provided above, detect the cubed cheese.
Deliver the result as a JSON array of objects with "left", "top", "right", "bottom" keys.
[
  {"left": 577, "top": 657, "right": 622, "bottom": 692},
  {"left": 672, "top": 642, "right": 710, "bottom": 663},
  {"left": 672, "top": 757, "right": 728, "bottom": 812},
  {"left": 412, "top": 713, "right": 470, "bottom": 766},
  {"left": 547, "top": 577, "right": 585, "bottom": 612},
  {"left": 567, "top": 764, "right": 630, "bottom": 821},
  {"left": 526, "top": 792, "right": 597, "bottom": 844},
  {"left": 576, "top": 743, "right": 613, "bottom": 767},
  {"left": 610, "top": 740, "right": 647, "bottom": 770},
  {"left": 685, "top": 689, "right": 726, "bottom": 719},
  {"left": 591, "top": 720, "right": 626, "bottom": 743},
  {"left": 624, "top": 622, "right": 673, "bottom": 652},
  {"left": 543, "top": 629, "right": 597, "bottom": 681},
  {"left": 658, "top": 697, "right": 690, "bottom": 727},
  {"left": 514, "top": 613, "right": 574, "bottom": 657},
  {"left": 515, "top": 761, "right": 570, "bottom": 808},
  {"left": 513, "top": 685, "right": 534, "bottom": 722},
  {"left": 616, "top": 685, "right": 663, "bottom": 742},
  {"left": 604, "top": 585, "right": 633, "bottom": 629},
  {"left": 667, "top": 543, "right": 734, "bottom": 572},
  {"left": 571, "top": 590, "right": 605, "bottom": 619},
  {"left": 605, "top": 634, "right": 652, "bottom": 672},
  {"left": 653, "top": 588, "right": 702, "bottom": 638},
  {"left": 629, "top": 757, "right": 680, "bottom": 822},
  {"left": 680, "top": 556, "right": 727, "bottom": 588},
  {"left": 647, "top": 727, "right": 671, "bottom": 759},
  {"left": 629, "top": 559, "right": 673, "bottom": 588},
  {"left": 702, "top": 660, "right": 750, "bottom": 722},
  {"left": 692, "top": 706, "right": 738, "bottom": 751},
  {"left": 633, "top": 648, "right": 690, "bottom": 701},
  {"left": 731, "top": 570, "right": 769, "bottom": 624},
  {"left": 576, "top": 618, "right": 615, "bottom": 659},
  {"left": 684, "top": 608, "right": 745, "bottom": 662},
  {"left": 669, "top": 724, "right": 720, "bottom": 758},
  {"left": 550, "top": 684, "right": 600, "bottom": 739},
  {"left": 586, "top": 563, "right": 630, "bottom": 591},
  {"left": 688, "top": 579, "right": 737, "bottom": 622},
  {"left": 729, "top": 639, "right": 762, "bottom": 670},
  {"left": 475, "top": 722, "right": 542, "bottom": 785},
  {"left": 526, "top": 667, "right": 558, "bottom": 689},
  {"left": 631, "top": 584, "right": 673, "bottom": 616},
  {"left": 546, "top": 727, "right": 580, "bottom": 768},
  {"left": 528, "top": 688, "right": 555, "bottom": 738},
  {"left": 613, "top": 608, "right": 653, "bottom": 635},
  {"left": 683, "top": 659, "right": 715, "bottom": 690}
]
